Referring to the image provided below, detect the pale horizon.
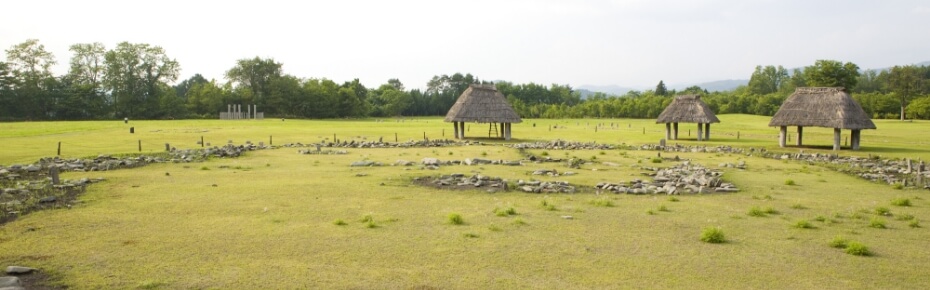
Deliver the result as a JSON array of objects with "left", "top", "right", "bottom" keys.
[{"left": 2, "top": 0, "right": 929, "bottom": 91}]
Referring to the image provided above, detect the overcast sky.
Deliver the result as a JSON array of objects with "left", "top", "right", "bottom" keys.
[{"left": 2, "top": 0, "right": 929, "bottom": 90}]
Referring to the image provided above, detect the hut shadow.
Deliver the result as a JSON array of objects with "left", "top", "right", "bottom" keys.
[{"left": 778, "top": 144, "right": 929, "bottom": 154}]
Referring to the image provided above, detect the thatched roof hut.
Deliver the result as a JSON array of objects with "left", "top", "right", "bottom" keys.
[
  {"left": 656, "top": 95, "right": 720, "bottom": 141},
  {"left": 444, "top": 84, "right": 522, "bottom": 140},
  {"left": 769, "top": 87, "right": 875, "bottom": 150},
  {"left": 656, "top": 95, "right": 720, "bottom": 124}
]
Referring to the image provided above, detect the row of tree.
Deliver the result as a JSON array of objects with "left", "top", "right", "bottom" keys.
[{"left": 2, "top": 39, "right": 929, "bottom": 121}]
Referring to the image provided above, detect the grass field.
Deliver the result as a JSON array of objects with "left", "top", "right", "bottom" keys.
[{"left": 1, "top": 115, "right": 929, "bottom": 289}]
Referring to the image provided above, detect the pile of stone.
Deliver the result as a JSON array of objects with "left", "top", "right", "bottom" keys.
[
  {"left": 640, "top": 144, "right": 748, "bottom": 154},
  {"left": 755, "top": 152, "right": 928, "bottom": 186},
  {"left": 428, "top": 173, "right": 507, "bottom": 188},
  {"left": 464, "top": 158, "right": 521, "bottom": 166},
  {"left": 288, "top": 139, "right": 476, "bottom": 149},
  {"left": 516, "top": 179, "right": 576, "bottom": 193},
  {"left": 718, "top": 161, "right": 747, "bottom": 169},
  {"left": 531, "top": 169, "right": 577, "bottom": 177},
  {"left": 596, "top": 162, "right": 738, "bottom": 194},
  {"left": 299, "top": 149, "right": 348, "bottom": 155},
  {"left": 508, "top": 140, "right": 615, "bottom": 150},
  {"left": 1, "top": 265, "right": 36, "bottom": 289}
]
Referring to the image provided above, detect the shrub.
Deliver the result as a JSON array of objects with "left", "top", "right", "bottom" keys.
[
  {"left": 360, "top": 214, "right": 374, "bottom": 223},
  {"left": 364, "top": 220, "right": 378, "bottom": 228},
  {"left": 447, "top": 213, "right": 464, "bottom": 225},
  {"left": 784, "top": 179, "right": 795, "bottom": 186},
  {"left": 874, "top": 207, "right": 891, "bottom": 216},
  {"left": 700, "top": 227, "right": 726, "bottom": 244},
  {"left": 488, "top": 225, "right": 502, "bottom": 232},
  {"left": 891, "top": 198, "right": 911, "bottom": 207},
  {"left": 541, "top": 151, "right": 549, "bottom": 156},
  {"left": 892, "top": 183, "right": 904, "bottom": 190},
  {"left": 200, "top": 166, "right": 210, "bottom": 170},
  {"left": 333, "top": 219, "right": 347, "bottom": 226},
  {"left": 646, "top": 210, "right": 656, "bottom": 215},
  {"left": 813, "top": 216, "right": 827, "bottom": 222},
  {"left": 828, "top": 236, "right": 848, "bottom": 248},
  {"left": 494, "top": 207, "right": 518, "bottom": 217},
  {"left": 747, "top": 207, "right": 767, "bottom": 217},
  {"left": 844, "top": 242, "right": 871, "bottom": 256},
  {"left": 909, "top": 219, "right": 921, "bottom": 228},
  {"left": 512, "top": 218, "right": 527, "bottom": 226},
  {"left": 658, "top": 205, "right": 670, "bottom": 212},
  {"left": 869, "top": 217, "right": 886, "bottom": 229},
  {"left": 793, "top": 220, "right": 815, "bottom": 229},
  {"left": 650, "top": 157, "right": 663, "bottom": 163}
]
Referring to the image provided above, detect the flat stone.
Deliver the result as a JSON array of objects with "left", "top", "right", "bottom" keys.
[
  {"left": 24, "top": 165, "right": 41, "bottom": 172},
  {"left": 0, "top": 276, "right": 21, "bottom": 288},
  {"left": 38, "top": 196, "right": 56, "bottom": 203},
  {"left": 421, "top": 158, "right": 440, "bottom": 166},
  {"left": 5, "top": 266, "right": 35, "bottom": 275}
]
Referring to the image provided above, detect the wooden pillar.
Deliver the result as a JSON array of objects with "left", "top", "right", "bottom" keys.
[
  {"left": 673, "top": 123, "right": 679, "bottom": 140},
  {"left": 500, "top": 122, "right": 505, "bottom": 138},
  {"left": 796, "top": 126, "right": 803, "bottom": 146},
  {"left": 833, "top": 128, "right": 841, "bottom": 150},
  {"left": 704, "top": 123, "right": 710, "bottom": 141},
  {"left": 779, "top": 126, "right": 787, "bottom": 147},
  {"left": 454, "top": 122, "right": 460, "bottom": 139},
  {"left": 665, "top": 123, "right": 671, "bottom": 140},
  {"left": 696, "top": 123, "right": 703, "bottom": 141},
  {"left": 460, "top": 122, "right": 466, "bottom": 139},
  {"left": 852, "top": 129, "right": 861, "bottom": 150},
  {"left": 505, "top": 123, "right": 512, "bottom": 140}
]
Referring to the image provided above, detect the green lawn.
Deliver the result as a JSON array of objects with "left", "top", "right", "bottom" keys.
[{"left": 1, "top": 115, "right": 929, "bottom": 289}]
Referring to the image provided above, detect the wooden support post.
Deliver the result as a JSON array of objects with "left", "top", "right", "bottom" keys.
[
  {"left": 704, "top": 123, "right": 710, "bottom": 141},
  {"left": 697, "top": 123, "right": 703, "bottom": 141},
  {"left": 852, "top": 129, "right": 861, "bottom": 150},
  {"left": 779, "top": 126, "right": 787, "bottom": 148},
  {"left": 673, "top": 123, "right": 678, "bottom": 140},
  {"left": 500, "top": 122, "right": 505, "bottom": 138},
  {"left": 737, "top": 131, "right": 740, "bottom": 140},
  {"left": 270, "top": 135, "right": 273, "bottom": 145},
  {"left": 201, "top": 136, "right": 205, "bottom": 148},
  {"left": 453, "top": 123, "right": 459, "bottom": 139},
  {"left": 796, "top": 126, "right": 803, "bottom": 146},
  {"left": 395, "top": 132, "right": 398, "bottom": 142},
  {"left": 665, "top": 123, "right": 671, "bottom": 140},
  {"left": 138, "top": 140, "right": 142, "bottom": 152},
  {"left": 57, "top": 141, "right": 61, "bottom": 156},
  {"left": 833, "top": 128, "right": 841, "bottom": 150}
]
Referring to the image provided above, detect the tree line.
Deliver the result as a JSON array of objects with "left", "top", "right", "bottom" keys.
[{"left": 2, "top": 39, "right": 929, "bottom": 121}]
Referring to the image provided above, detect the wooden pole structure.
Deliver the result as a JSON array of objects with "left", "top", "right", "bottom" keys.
[
  {"left": 796, "top": 126, "right": 803, "bottom": 146},
  {"left": 833, "top": 128, "right": 841, "bottom": 150},
  {"left": 139, "top": 140, "right": 142, "bottom": 152},
  {"left": 704, "top": 123, "right": 710, "bottom": 141},
  {"left": 696, "top": 123, "right": 703, "bottom": 141},
  {"left": 57, "top": 142, "right": 61, "bottom": 156},
  {"left": 673, "top": 123, "right": 679, "bottom": 140},
  {"left": 779, "top": 126, "right": 787, "bottom": 147},
  {"left": 665, "top": 123, "right": 671, "bottom": 140},
  {"left": 852, "top": 129, "right": 861, "bottom": 150},
  {"left": 201, "top": 136, "right": 205, "bottom": 148}
]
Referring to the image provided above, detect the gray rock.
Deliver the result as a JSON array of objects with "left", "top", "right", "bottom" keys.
[
  {"left": 5, "top": 266, "right": 34, "bottom": 275},
  {"left": 38, "top": 196, "right": 56, "bottom": 203},
  {"left": 24, "top": 165, "right": 41, "bottom": 172},
  {"left": 465, "top": 158, "right": 492, "bottom": 165},
  {"left": 350, "top": 161, "right": 375, "bottom": 167},
  {"left": 421, "top": 158, "right": 440, "bottom": 166},
  {"left": 0, "top": 276, "right": 21, "bottom": 288}
]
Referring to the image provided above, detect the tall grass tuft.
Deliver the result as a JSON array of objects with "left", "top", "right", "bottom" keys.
[
  {"left": 869, "top": 217, "right": 887, "bottom": 229},
  {"left": 844, "top": 242, "right": 871, "bottom": 256},
  {"left": 891, "top": 198, "right": 911, "bottom": 207},
  {"left": 828, "top": 236, "right": 848, "bottom": 248},
  {"left": 447, "top": 213, "right": 464, "bottom": 225},
  {"left": 700, "top": 227, "right": 726, "bottom": 244}
]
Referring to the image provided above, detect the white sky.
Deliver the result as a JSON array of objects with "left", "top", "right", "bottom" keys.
[{"left": 2, "top": 0, "right": 929, "bottom": 90}]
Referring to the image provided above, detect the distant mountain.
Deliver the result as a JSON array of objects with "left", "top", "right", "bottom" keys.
[
  {"left": 576, "top": 84, "right": 640, "bottom": 96},
  {"left": 669, "top": 79, "right": 748, "bottom": 92}
]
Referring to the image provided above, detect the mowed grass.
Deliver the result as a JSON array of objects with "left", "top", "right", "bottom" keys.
[{"left": 0, "top": 115, "right": 929, "bottom": 288}]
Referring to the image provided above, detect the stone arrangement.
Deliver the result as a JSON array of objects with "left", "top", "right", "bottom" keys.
[
  {"left": 596, "top": 162, "right": 739, "bottom": 194},
  {"left": 516, "top": 179, "right": 577, "bottom": 193},
  {"left": 508, "top": 140, "right": 616, "bottom": 150}
]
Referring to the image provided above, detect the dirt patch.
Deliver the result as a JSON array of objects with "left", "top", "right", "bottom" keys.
[{"left": 12, "top": 270, "right": 66, "bottom": 290}]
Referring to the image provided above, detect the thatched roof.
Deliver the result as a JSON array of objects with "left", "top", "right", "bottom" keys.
[
  {"left": 444, "top": 84, "right": 522, "bottom": 123},
  {"left": 768, "top": 87, "right": 876, "bottom": 130},
  {"left": 656, "top": 95, "right": 720, "bottom": 124}
]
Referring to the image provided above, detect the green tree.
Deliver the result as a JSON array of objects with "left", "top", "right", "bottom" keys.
[
  {"left": 174, "top": 74, "right": 208, "bottom": 101},
  {"left": 225, "top": 57, "right": 282, "bottom": 108},
  {"left": 748, "top": 65, "right": 788, "bottom": 95},
  {"left": 802, "top": 60, "right": 860, "bottom": 89},
  {"left": 5, "top": 39, "right": 57, "bottom": 119},
  {"left": 888, "top": 65, "right": 922, "bottom": 120},
  {"left": 104, "top": 42, "right": 180, "bottom": 119},
  {"left": 185, "top": 80, "right": 226, "bottom": 117},
  {"left": 655, "top": 80, "right": 668, "bottom": 96},
  {"left": 66, "top": 42, "right": 108, "bottom": 118}
]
